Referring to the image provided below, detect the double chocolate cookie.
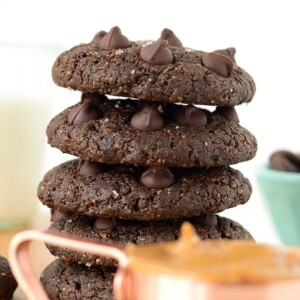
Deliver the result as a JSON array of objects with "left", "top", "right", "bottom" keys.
[
  {"left": 38, "top": 160, "right": 251, "bottom": 220},
  {"left": 52, "top": 29, "right": 255, "bottom": 106},
  {"left": 47, "top": 98, "right": 257, "bottom": 168},
  {"left": 47, "top": 213, "right": 253, "bottom": 267},
  {"left": 41, "top": 260, "right": 114, "bottom": 300},
  {"left": 0, "top": 256, "right": 18, "bottom": 300}
]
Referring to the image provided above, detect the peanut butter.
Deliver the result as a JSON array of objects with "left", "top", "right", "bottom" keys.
[{"left": 126, "top": 222, "right": 300, "bottom": 283}]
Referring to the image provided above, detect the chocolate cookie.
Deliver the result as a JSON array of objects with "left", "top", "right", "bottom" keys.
[
  {"left": 47, "top": 98, "right": 257, "bottom": 168},
  {"left": 0, "top": 256, "right": 18, "bottom": 300},
  {"left": 46, "top": 214, "right": 253, "bottom": 267},
  {"left": 41, "top": 260, "right": 114, "bottom": 300},
  {"left": 52, "top": 41, "right": 255, "bottom": 106},
  {"left": 269, "top": 150, "right": 300, "bottom": 172},
  {"left": 38, "top": 160, "right": 252, "bottom": 220}
]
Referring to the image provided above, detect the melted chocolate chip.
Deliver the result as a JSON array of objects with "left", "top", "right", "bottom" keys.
[
  {"left": 91, "top": 30, "right": 107, "bottom": 43},
  {"left": 67, "top": 102, "right": 101, "bottom": 125},
  {"left": 77, "top": 160, "right": 106, "bottom": 176},
  {"left": 270, "top": 151, "right": 300, "bottom": 172},
  {"left": 50, "top": 209, "right": 69, "bottom": 223},
  {"left": 94, "top": 217, "right": 117, "bottom": 230},
  {"left": 140, "top": 39, "right": 173, "bottom": 65},
  {"left": 191, "top": 215, "right": 218, "bottom": 227},
  {"left": 216, "top": 107, "right": 239, "bottom": 123},
  {"left": 99, "top": 26, "right": 131, "bottom": 50},
  {"left": 140, "top": 166, "right": 175, "bottom": 189},
  {"left": 160, "top": 28, "right": 183, "bottom": 47},
  {"left": 202, "top": 53, "right": 233, "bottom": 77},
  {"left": 131, "top": 103, "right": 164, "bottom": 131},
  {"left": 214, "top": 47, "right": 236, "bottom": 63},
  {"left": 174, "top": 105, "right": 207, "bottom": 128}
]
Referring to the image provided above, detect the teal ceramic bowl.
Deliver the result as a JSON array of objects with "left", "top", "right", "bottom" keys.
[{"left": 257, "top": 167, "right": 300, "bottom": 246}]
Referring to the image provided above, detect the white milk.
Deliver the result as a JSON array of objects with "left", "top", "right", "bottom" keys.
[
  {"left": 0, "top": 100, "right": 48, "bottom": 227},
  {"left": 0, "top": 44, "right": 60, "bottom": 229}
]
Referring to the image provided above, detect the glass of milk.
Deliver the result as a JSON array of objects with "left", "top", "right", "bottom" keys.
[{"left": 0, "top": 43, "right": 60, "bottom": 230}]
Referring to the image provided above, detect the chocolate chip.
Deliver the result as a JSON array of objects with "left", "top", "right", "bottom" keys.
[
  {"left": 67, "top": 102, "right": 101, "bottom": 125},
  {"left": 174, "top": 105, "right": 207, "bottom": 128},
  {"left": 94, "top": 217, "right": 117, "bottom": 230},
  {"left": 81, "top": 93, "right": 108, "bottom": 103},
  {"left": 191, "top": 215, "right": 218, "bottom": 227},
  {"left": 140, "top": 39, "right": 173, "bottom": 65},
  {"left": 99, "top": 26, "right": 131, "bottom": 50},
  {"left": 270, "top": 151, "right": 300, "bottom": 172},
  {"left": 91, "top": 30, "right": 107, "bottom": 43},
  {"left": 202, "top": 52, "right": 233, "bottom": 77},
  {"left": 140, "top": 166, "right": 175, "bottom": 189},
  {"left": 214, "top": 47, "right": 236, "bottom": 63},
  {"left": 50, "top": 209, "right": 69, "bottom": 223},
  {"left": 131, "top": 103, "right": 164, "bottom": 131},
  {"left": 216, "top": 107, "right": 239, "bottom": 123},
  {"left": 77, "top": 160, "right": 106, "bottom": 176},
  {"left": 160, "top": 28, "right": 183, "bottom": 47}
]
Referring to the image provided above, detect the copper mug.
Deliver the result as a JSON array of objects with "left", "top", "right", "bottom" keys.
[{"left": 9, "top": 229, "right": 300, "bottom": 300}]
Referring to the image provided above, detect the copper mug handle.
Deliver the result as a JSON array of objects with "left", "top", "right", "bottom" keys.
[{"left": 9, "top": 230, "right": 130, "bottom": 300}]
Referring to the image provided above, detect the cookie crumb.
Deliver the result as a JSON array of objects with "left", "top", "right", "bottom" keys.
[{"left": 112, "top": 190, "right": 119, "bottom": 198}]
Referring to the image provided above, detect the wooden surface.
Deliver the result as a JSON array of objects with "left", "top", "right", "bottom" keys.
[{"left": 0, "top": 212, "right": 54, "bottom": 299}]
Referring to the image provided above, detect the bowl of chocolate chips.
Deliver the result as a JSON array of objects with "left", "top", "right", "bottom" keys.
[{"left": 257, "top": 150, "right": 300, "bottom": 246}]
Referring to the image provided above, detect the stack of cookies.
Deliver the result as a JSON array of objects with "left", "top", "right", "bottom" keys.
[{"left": 38, "top": 27, "right": 257, "bottom": 299}]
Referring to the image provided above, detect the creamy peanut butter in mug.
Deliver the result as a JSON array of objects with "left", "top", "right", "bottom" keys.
[
  {"left": 127, "top": 222, "right": 300, "bottom": 283},
  {"left": 9, "top": 222, "right": 300, "bottom": 300}
]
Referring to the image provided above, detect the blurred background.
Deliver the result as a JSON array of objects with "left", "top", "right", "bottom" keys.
[{"left": 1, "top": 0, "right": 300, "bottom": 245}]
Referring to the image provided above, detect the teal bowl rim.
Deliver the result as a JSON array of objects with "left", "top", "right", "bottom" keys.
[{"left": 257, "top": 166, "right": 300, "bottom": 184}]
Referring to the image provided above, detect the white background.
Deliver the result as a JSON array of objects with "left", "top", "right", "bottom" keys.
[{"left": 2, "top": 0, "right": 300, "bottom": 243}]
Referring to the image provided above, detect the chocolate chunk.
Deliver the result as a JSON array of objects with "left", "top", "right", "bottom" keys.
[
  {"left": 99, "top": 26, "right": 131, "bottom": 50},
  {"left": 140, "top": 39, "right": 173, "bottom": 65},
  {"left": 94, "top": 217, "right": 117, "bottom": 230},
  {"left": 191, "top": 215, "right": 218, "bottom": 227},
  {"left": 140, "top": 166, "right": 175, "bottom": 189},
  {"left": 131, "top": 103, "right": 164, "bottom": 131},
  {"left": 202, "top": 52, "right": 233, "bottom": 77},
  {"left": 216, "top": 107, "right": 239, "bottom": 123},
  {"left": 51, "top": 209, "right": 69, "bottom": 223},
  {"left": 214, "top": 47, "right": 236, "bottom": 63},
  {"left": 91, "top": 30, "right": 107, "bottom": 43},
  {"left": 77, "top": 160, "right": 106, "bottom": 176},
  {"left": 174, "top": 105, "right": 207, "bottom": 128},
  {"left": 67, "top": 102, "right": 101, "bottom": 125},
  {"left": 160, "top": 28, "right": 183, "bottom": 47},
  {"left": 270, "top": 151, "right": 300, "bottom": 172}
]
